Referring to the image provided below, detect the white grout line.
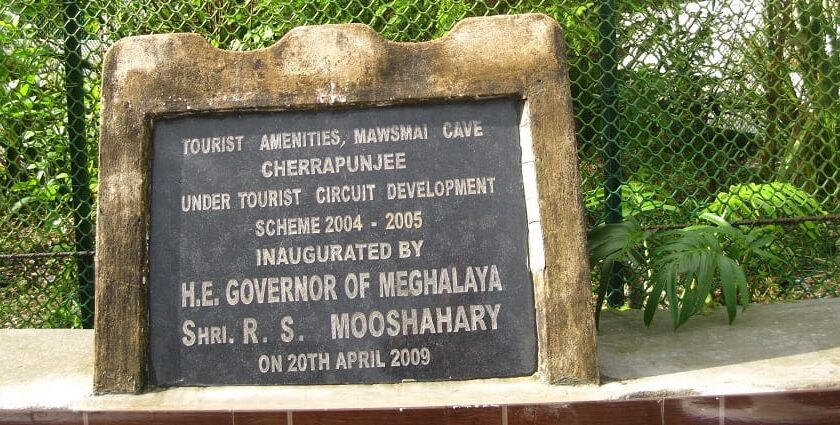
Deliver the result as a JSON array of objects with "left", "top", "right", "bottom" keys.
[{"left": 660, "top": 399, "right": 665, "bottom": 425}]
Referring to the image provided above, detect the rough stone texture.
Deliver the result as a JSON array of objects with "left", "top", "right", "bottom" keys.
[{"left": 95, "top": 14, "right": 597, "bottom": 393}]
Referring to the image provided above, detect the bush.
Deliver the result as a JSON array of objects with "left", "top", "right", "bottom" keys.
[{"left": 589, "top": 213, "right": 778, "bottom": 329}]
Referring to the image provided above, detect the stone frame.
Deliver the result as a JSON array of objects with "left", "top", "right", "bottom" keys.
[{"left": 95, "top": 13, "right": 597, "bottom": 394}]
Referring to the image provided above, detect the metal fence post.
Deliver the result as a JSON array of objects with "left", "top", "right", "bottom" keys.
[
  {"left": 63, "top": 0, "right": 95, "bottom": 328},
  {"left": 599, "top": 0, "right": 624, "bottom": 307}
]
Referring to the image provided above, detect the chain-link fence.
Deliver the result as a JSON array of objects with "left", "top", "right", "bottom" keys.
[{"left": 2, "top": 0, "right": 838, "bottom": 328}]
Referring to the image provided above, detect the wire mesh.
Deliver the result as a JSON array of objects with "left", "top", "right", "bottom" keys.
[{"left": 1, "top": 0, "right": 837, "bottom": 327}]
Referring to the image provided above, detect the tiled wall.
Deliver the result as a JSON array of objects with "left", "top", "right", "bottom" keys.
[{"left": 2, "top": 389, "right": 839, "bottom": 424}]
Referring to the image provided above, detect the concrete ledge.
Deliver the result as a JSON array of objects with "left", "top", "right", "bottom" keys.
[{"left": 2, "top": 298, "right": 839, "bottom": 410}]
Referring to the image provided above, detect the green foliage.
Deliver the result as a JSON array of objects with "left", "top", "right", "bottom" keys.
[
  {"left": 1, "top": 0, "right": 838, "bottom": 330},
  {"left": 613, "top": 0, "right": 764, "bottom": 214},
  {"left": 1, "top": 5, "right": 72, "bottom": 233},
  {"left": 85, "top": 0, "right": 604, "bottom": 47},
  {"left": 588, "top": 219, "right": 653, "bottom": 327},
  {"left": 760, "top": 0, "right": 840, "bottom": 204},
  {"left": 706, "top": 183, "right": 825, "bottom": 219},
  {"left": 589, "top": 213, "right": 778, "bottom": 329},
  {"left": 0, "top": 255, "right": 83, "bottom": 328},
  {"left": 585, "top": 179, "right": 679, "bottom": 223},
  {"left": 0, "top": 3, "right": 94, "bottom": 327},
  {"left": 705, "top": 182, "right": 826, "bottom": 238}
]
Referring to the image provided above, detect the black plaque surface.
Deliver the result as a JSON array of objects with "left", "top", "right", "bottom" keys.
[{"left": 148, "top": 98, "right": 537, "bottom": 386}]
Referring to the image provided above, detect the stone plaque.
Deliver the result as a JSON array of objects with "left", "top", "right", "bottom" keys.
[
  {"left": 95, "top": 14, "right": 598, "bottom": 394},
  {"left": 148, "top": 99, "right": 537, "bottom": 385}
]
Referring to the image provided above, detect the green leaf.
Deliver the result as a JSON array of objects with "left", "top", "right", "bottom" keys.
[
  {"left": 691, "top": 250, "right": 715, "bottom": 309},
  {"left": 699, "top": 212, "right": 729, "bottom": 227},
  {"left": 732, "top": 260, "right": 749, "bottom": 309},
  {"left": 644, "top": 271, "right": 666, "bottom": 327},
  {"left": 718, "top": 255, "right": 738, "bottom": 324},
  {"left": 10, "top": 196, "right": 33, "bottom": 213},
  {"left": 677, "top": 274, "right": 698, "bottom": 327},
  {"left": 703, "top": 183, "right": 827, "bottom": 239},
  {"left": 262, "top": 26, "right": 274, "bottom": 40},
  {"left": 587, "top": 218, "right": 650, "bottom": 266},
  {"left": 594, "top": 259, "right": 613, "bottom": 331},
  {"left": 666, "top": 265, "right": 680, "bottom": 327}
]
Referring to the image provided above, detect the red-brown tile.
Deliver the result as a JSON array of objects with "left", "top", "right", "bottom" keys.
[
  {"left": 509, "top": 400, "right": 662, "bottom": 425},
  {"left": 0, "top": 410, "right": 83, "bottom": 425},
  {"left": 725, "top": 390, "right": 840, "bottom": 425},
  {"left": 292, "top": 408, "right": 447, "bottom": 425},
  {"left": 87, "top": 411, "right": 232, "bottom": 425},
  {"left": 664, "top": 396, "right": 720, "bottom": 425},
  {"left": 233, "top": 411, "right": 289, "bottom": 425},
  {"left": 447, "top": 406, "right": 502, "bottom": 425},
  {"left": 291, "top": 406, "right": 500, "bottom": 425}
]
